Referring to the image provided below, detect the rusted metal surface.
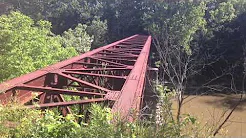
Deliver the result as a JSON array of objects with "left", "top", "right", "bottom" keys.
[{"left": 0, "top": 35, "right": 151, "bottom": 120}]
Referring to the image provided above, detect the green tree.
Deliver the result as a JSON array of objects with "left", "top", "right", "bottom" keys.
[
  {"left": 87, "top": 18, "right": 108, "bottom": 49},
  {"left": 144, "top": 1, "right": 206, "bottom": 53},
  {"left": 0, "top": 11, "right": 77, "bottom": 81},
  {"left": 143, "top": 1, "right": 206, "bottom": 122},
  {"left": 61, "top": 23, "right": 92, "bottom": 53},
  {"left": 44, "top": 0, "right": 104, "bottom": 34},
  {"left": 0, "top": 0, "right": 51, "bottom": 20},
  {"left": 232, "top": 0, "right": 246, "bottom": 14},
  {"left": 210, "top": 1, "right": 236, "bottom": 24},
  {"left": 102, "top": 0, "right": 145, "bottom": 41},
  {"left": 207, "top": 0, "right": 237, "bottom": 32}
]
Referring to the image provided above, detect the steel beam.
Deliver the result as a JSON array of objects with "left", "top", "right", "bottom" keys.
[{"left": 112, "top": 36, "right": 151, "bottom": 121}]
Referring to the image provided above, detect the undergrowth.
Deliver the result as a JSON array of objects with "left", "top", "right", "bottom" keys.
[{"left": 0, "top": 86, "right": 213, "bottom": 138}]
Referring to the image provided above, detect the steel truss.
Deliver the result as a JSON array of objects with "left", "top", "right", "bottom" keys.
[{"left": 0, "top": 35, "right": 151, "bottom": 120}]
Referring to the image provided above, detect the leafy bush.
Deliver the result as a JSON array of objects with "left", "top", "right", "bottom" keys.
[
  {"left": 0, "top": 93, "right": 211, "bottom": 138},
  {"left": 0, "top": 103, "right": 41, "bottom": 137}
]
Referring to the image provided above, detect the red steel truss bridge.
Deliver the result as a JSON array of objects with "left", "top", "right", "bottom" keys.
[{"left": 0, "top": 35, "right": 152, "bottom": 120}]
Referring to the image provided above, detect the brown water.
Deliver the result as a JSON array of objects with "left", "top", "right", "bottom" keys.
[{"left": 172, "top": 94, "right": 246, "bottom": 136}]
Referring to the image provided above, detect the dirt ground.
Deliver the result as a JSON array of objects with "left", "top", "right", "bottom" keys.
[{"left": 172, "top": 94, "right": 246, "bottom": 137}]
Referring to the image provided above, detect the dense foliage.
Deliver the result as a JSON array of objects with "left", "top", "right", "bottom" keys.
[
  {"left": 0, "top": 98, "right": 209, "bottom": 138},
  {"left": 0, "top": 12, "right": 78, "bottom": 81},
  {"left": 1, "top": 0, "right": 245, "bottom": 89},
  {"left": 61, "top": 23, "right": 92, "bottom": 53},
  {"left": 1, "top": 0, "right": 246, "bottom": 137}
]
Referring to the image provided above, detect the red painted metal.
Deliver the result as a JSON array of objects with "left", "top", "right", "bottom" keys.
[
  {"left": 0, "top": 34, "right": 151, "bottom": 120},
  {"left": 112, "top": 36, "right": 152, "bottom": 121}
]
